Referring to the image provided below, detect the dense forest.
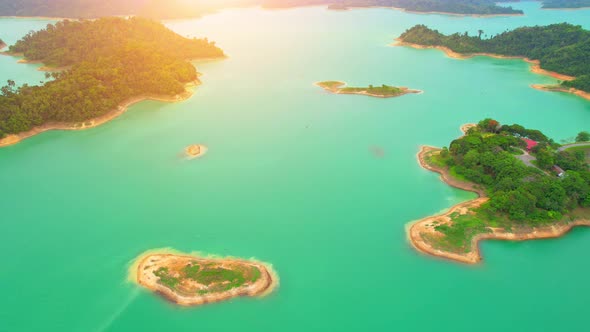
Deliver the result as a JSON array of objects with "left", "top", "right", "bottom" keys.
[
  {"left": 262, "top": 0, "right": 523, "bottom": 14},
  {"left": 0, "top": 0, "right": 258, "bottom": 19},
  {"left": 0, "top": 17, "right": 224, "bottom": 137},
  {"left": 437, "top": 119, "right": 589, "bottom": 222},
  {"left": 399, "top": 23, "right": 590, "bottom": 92},
  {"left": 542, "top": 0, "right": 590, "bottom": 8}
]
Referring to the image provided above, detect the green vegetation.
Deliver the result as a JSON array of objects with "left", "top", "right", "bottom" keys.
[
  {"left": 341, "top": 84, "right": 404, "bottom": 96},
  {"left": 318, "top": 81, "right": 415, "bottom": 97},
  {"left": 541, "top": 0, "right": 590, "bottom": 9},
  {"left": 426, "top": 119, "right": 590, "bottom": 253},
  {"left": 262, "top": 0, "right": 522, "bottom": 15},
  {"left": 576, "top": 131, "right": 590, "bottom": 142},
  {"left": 432, "top": 213, "right": 492, "bottom": 252},
  {"left": 155, "top": 261, "right": 262, "bottom": 295},
  {"left": 565, "top": 146, "right": 590, "bottom": 163},
  {"left": 0, "top": 0, "right": 233, "bottom": 19},
  {"left": 318, "top": 81, "right": 345, "bottom": 90},
  {"left": 399, "top": 23, "right": 590, "bottom": 93},
  {"left": 154, "top": 267, "right": 180, "bottom": 289},
  {"left": 0, "top": 17, "right": 224, "bottom": 138}
]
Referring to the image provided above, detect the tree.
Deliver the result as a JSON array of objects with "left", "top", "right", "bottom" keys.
[
  {"left": 478, "top": 118, "right": 500, "bottom": 133},
  {"left": 478, "top": 29, "right": 484, "bottom": 39},
  {"left": 535, "top": 149, "right": 555, "bottom": 170},
  {"left": 575, "top": 131, "right": 590, "bottom": 142}
]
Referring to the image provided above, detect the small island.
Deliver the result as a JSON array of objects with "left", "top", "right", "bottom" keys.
[
  {"left": 395, "top": 23, "right": 590, "bottom": 100},
  {"left": 185, "top": 144, "right": 208, "bottom": 159},
  {"left": 0, "top": 17, "right": 225, "bottom": 147},
  {"left": 131, "top": 251, "right": 277, "bottom": 306},
  {"left": 409, "top": 119, "right": 590, "bottom": 264},
  {"left": 542, "top": 0, "right": 590, "bottom": 9},
  {"left": 316, "top": 81, "right": 422, "bottom": 98}
]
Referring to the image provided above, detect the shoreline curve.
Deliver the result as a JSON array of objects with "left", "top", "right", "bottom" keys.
[
  {"left": 531, "top": 84, "right": 590, "bottom": 101},
  {"left": 408, "top": 125, "right": 590, "bottom": 264},
  {"left": 393, "top": 38, "right": 576, "bottom": 81},
  {"left": 0, "top": 80, "right": 200, "bottom": 148}
]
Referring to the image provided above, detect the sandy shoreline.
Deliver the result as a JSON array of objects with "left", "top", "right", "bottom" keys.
[
  {"left": 314, "top": 81, "right": 422, "bottom": 98},
  {"left": 393, "top": 38, "right": 576, "bottom": 81},
  {"left": 408, "top": 125, "right": 590, "bottom": 264},
  {"left": 531, "top": 84, "right": 590, "bottom": 101},
  {"left": 0, "top": 80, "right": 200, "bottom": 148},
  {"left": 131, "top": 250, "right": 278, "bottom": 307}
]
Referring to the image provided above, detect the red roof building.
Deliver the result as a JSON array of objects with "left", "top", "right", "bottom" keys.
[{"left": 522, "top": 138, "right": 538, "bottom": 152}]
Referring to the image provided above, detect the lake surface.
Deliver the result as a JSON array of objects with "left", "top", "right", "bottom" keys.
[{"left": 1, "top": 2, "right": 589, "bottom": 331}]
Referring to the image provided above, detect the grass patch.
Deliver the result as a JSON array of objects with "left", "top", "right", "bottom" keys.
[
  {"left": 426, "top": 151, "right": 447, "bottom": 167},
  {"left": 154, "top": 267, "right": 180, "bottom": 290},
  {"left": 565, "top": 145, "right": 590, "bottom": 162},
  {"left": 340, "top": 84, "right": 404, "bottom": 96},
  {"left": 432, "top": 213, "right": 491, "bottom": 253},
  {"left": 154, "top": 261, "right": 262, "bottom": 295},
  {"left": 317, "top": 81, "right": 344, "bottom": 89}
]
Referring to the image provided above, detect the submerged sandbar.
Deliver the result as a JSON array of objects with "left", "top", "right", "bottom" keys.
[{"left": 132, "top": 251, "right": 277, "bottom": 306}]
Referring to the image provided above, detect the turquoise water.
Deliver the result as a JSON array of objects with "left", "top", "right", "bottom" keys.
[{"left": 1, "top": 2, "right": 590, "bottom": 331}]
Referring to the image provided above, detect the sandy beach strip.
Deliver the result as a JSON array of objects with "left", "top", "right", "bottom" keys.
[{"left": 531, "top": 84, "right": 590, "bottom": 101}]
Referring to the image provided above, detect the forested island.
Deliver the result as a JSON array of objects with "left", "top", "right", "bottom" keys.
[
  {"left": 316, "top": 81, "right": 421, "bottom": 98},
  {"left": 0, "top": 17, "right": 224, "bottom": 146},
  {"left": 132, "top": 251, "right": 277, "bottom": 306},
  {"left": 410, "top": 119, "right": 590, "bottom": 264},
  {"left": 0, "top": 0, "right": 241, "bottom": 19},
  {"left": 542, "top": 0, "right": 590, "bottom": 9},
  {"left": 263, "top": 0, "right": 523, "bottom": 15},
  {"left": 397, "top": 23, "right": 590, "bottom": 97}
]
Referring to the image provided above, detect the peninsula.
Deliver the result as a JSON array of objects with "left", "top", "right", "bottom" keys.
[
  {"left": 409, "top": 119, "right": 590, "bottom": 264},
  {"left": 396, "top": 23, "right": 590, "bottom": 100},
  {"left": 0, "top": 17, "right": 225, "bottom": 147},
  {"left": 262, "top": 0, "right": 523, "bottom": 16},
  {"left": 316, "top": 81, "right": 421, "bottom": 98},
  {"left": 131, "top": 251, "right": 278, "bottom": 306}
]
